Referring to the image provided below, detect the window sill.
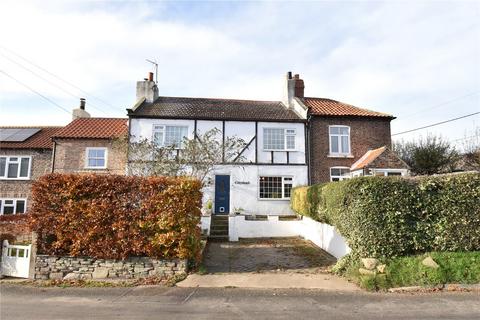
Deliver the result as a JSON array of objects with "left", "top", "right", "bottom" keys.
[
  {"left": 257, "top": 198, "right": 291, "bottom": 201},
  {"left": 0, "top": 177, "right": 31, "bottom": 181},
  {"left": 84, "top": 167, "right": 108, "bottom": 170},
  {"left": 327, "top": 154, "right": 354, "bottom": 159},
  {"left": 263, "top": 149, "right": 297, "bottom": 152}
]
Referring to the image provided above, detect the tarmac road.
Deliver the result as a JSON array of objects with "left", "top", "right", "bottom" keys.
[{"left": 1, "top": 284, "right": 479, "bottom": 320}]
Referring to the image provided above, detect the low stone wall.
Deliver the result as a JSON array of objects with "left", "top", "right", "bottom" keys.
[{"left": 35, "top": 255, "right": 187, "bottom": 280}]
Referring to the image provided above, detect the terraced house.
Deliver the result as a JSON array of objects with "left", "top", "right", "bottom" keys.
[
  {"left": 127, "top": 72, "right": 408, "bottom": 216},
  {"left": 0, "top": 126, "right": 62, "bottom": 214}
]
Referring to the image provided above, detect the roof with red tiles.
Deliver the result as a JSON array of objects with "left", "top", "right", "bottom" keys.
[
  {"left": 303, "top": 97, "right": 394, "bottom": 118},
  {"left": 53, "top": 118, "right": 128, "bottom": 139},
  {"left": 0, "top": 127, "right": 62, "bottom": 149},
  {"left": 350, "top": 146, "right": 388, "bottom": 171}
]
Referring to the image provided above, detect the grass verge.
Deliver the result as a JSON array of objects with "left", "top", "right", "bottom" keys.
[{"left": 335, "top": 251, "right": 480, "bottom": 291}]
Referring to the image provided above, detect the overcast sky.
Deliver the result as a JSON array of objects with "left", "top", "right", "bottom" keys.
[{"left": 1, "top": 0, "right": 479, "bottom": 148}]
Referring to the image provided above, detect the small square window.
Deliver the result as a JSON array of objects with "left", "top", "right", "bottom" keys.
[{"left": 86, "top": 148, "right": 107, "bottom": 169}]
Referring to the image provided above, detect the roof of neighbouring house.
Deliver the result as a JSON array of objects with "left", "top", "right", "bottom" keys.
[
  {"left": 350, "top": 146, "right": 388, "bottom": 171},
  {"left": 52, "top": 118, "right": 128, "bottom": 139},
  {"left": 128, "top": 96, "right": 304, "bottom": 122},
  {"left": 303, "top": 97, "right": 394, "bottom": 118},
  {"left": 0, "top": 126, "right": 63, "bottom": 149},
  {"left": 351, "top": 146, "right": 410, "bottom": 171}
]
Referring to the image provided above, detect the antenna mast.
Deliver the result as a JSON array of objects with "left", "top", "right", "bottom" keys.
[{"left": 146, "top": 59, "right": 158, "bottom": 84}]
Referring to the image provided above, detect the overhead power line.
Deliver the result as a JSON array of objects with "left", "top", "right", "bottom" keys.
[
  {"left": 0, "top": 70, "right": 70, "bottom": 115},
  {"left": 392, "top": 112, "right": 480, "bottom": 136},
  {"left": 0, "top": 51, "right": 107, "bottom": 115},
  {"left": 399, "top": 91, "right": 480, "bottom": 120},
  {"left": 0, "top": 45, "right": 121, "bottom": 113}
]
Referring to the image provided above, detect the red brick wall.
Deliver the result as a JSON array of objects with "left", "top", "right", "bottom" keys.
[
  {"left": 53, "top": 138, "right": 126, "bottom": 174},
  {"left": 309, "top": 116, "right": 392, "bottom": 183}
]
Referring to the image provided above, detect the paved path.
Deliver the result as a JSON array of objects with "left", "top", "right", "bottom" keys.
[
  {"left": 1, "top": 285, "right": 479, "bottom": 320},
  {"left": 203, "top": 238, "right": 336, "bottom": 273},
  {"left": 177, "top": 273, "right": 360, "bottom": 290}
]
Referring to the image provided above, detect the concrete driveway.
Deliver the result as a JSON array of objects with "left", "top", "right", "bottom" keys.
[{"left": 178, "top": 237, "right": 358, "bottom": 290}]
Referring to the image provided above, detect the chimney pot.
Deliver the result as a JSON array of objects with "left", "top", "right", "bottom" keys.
[
  {"left": 80, "top": 98, "right": 86, "bottom": 110},
  {"left": 287, "top": 71, "right": 292, "bottom": 79},
  {"left": 148, "top": 72, "right": 154, "bottom": 82}
]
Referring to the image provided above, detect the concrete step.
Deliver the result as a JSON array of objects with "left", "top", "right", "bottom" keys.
[
  {"left": 210, "top": 231, "right": 229, "bottom": 236},
  {"left": 208, "top": 235, "right": 229, "bottom": 241}
]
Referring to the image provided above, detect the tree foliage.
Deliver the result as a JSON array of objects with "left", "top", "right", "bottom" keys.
[
  {"left": 393, "top": 135, "right": 459, "bottom": 175},
  {"left": 115, "top": 128, "right": 246, "bottom": 185}
]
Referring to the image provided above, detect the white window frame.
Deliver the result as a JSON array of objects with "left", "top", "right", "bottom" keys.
[
  {"left": 370, "top": 169, "right": 408, "bottom": 177},
  {"left": 330, "top": 167, "right": 351, "bottom": 182},
  {"left": 328, "top": 125, "right": 351, "bottom": 157},
  {"left": 0, "top": 198, "right": 27, "bottom": 215},
  {"left": 258, "top": 176, "right": 294, "bottom": 200},
  {"left": 152, "top": 124, "right": 189, "bottom": 149},
  {"left": 85, "top": 147, "right": 108, "bottom": 169},
  {"left": 0, "top": 156, "right": 32, "bottom": 180},
  {"left": 263, "top": 128, "right": 296, "bottom": 151}
]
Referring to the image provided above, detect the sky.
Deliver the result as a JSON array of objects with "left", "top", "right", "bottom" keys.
[{"left": 0, "top": 0, "right": 479, "bottom": 149}]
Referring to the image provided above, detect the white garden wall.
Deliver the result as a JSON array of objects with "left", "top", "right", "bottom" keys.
[{"left": 228, "top": 215, "right": 350, "bottom": 259}]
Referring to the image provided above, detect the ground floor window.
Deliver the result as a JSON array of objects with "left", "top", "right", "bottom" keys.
[
  {"left": 0, "top": 199, "right": 26, "bottom": 215},
  {"left": 330, "top": 167, "right": 350, "bottom": 181},
  {"left": 259, "top": 176, "right": 293, "bottom": 199}
]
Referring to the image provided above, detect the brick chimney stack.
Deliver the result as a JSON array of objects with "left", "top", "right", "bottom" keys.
[
  {"left": 136, "top": 72, "right": 159, "bottom": 103},
  {"left": 283, "top": 71, "right": 305, "bottom": 108}
]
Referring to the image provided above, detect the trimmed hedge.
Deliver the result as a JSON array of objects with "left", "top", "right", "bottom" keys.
[
  {"left": 30, "top": 174, "right": 203, "bottom": 261},
  {"left": 291, "top": 173, "right": 480, "bottom": 258}
]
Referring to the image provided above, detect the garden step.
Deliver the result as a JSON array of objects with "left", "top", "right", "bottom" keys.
[
  {"left": 208, "top": 235, "right": 229, "bottom": 241},
  {"left": 210, "top": 231, "right": 229, "bottom": 236}
]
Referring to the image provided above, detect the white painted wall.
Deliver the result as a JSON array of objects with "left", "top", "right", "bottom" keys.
[
  {"left": 129, "top": 118, "right": 308, "bottom": 215},
  {"left": 200, "top": 216, "right": 211, "bottom": 236},
  {"left": 129, "top": 118, "right": 306, "bottom": 164},
  {"left": 202, "top": 164, "right": 308, "bottom": 215},
  {"left": 228, "top": 215, "right": 350, "bottom": 259}
]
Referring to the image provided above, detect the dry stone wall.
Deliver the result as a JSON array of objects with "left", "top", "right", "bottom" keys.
[{"left": 35, "top": 255, "right": 187, "bottom": 280}]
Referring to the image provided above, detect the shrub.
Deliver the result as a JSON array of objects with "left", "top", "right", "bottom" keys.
[
  {"left": 29, "top": 174, "right": 203, "bottom": 261},
  {"left": 291, "top": 172, "right": 480, "bottom": 258}
]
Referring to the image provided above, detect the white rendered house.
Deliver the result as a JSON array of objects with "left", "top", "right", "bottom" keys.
[{"left": 127, "top": 73, "right": 308, "bottom": 215}]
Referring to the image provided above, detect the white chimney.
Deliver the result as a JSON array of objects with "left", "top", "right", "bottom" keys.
[
  {"left": 72, "top": 98, "right": 91, "bottom": 120},
  {"left": 136, "top": 72, "right": 159, "bottom": 103},
  {"left": 283, "top": 71, "right": 305, "bottom": 109}
]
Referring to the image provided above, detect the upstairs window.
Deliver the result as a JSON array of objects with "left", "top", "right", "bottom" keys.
[
  {"left": 259, "top": 176, "right": 293, "bottom": 199},
  {"left": 153, "top": 125, "right": 188, "bottom": 148},
  {"left": 330, "top": 167, "right": 350, "bottom": 181},
  {"left": 263, "top": 128, "right": 296, "bottom": 151},
  {"left": 85, "top": 148, "right": 107, "bottom": 169},
  {"left": 0, "top": 156, "right": 31, "bottom": 180},
  {"left": 0, "top": 199, "right": 26, "bottom": 215},
  {"left": 329, "top": 126, "right": 350, "bottom": 156}
]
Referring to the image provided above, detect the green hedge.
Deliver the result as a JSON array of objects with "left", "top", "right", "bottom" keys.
[{"left": 291, "top": 173, "right": 480, "bottom": 258}]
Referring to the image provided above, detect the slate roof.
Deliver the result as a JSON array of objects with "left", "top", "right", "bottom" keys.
[
  {"left": 0, "top": 127, "right": 62, "bottom": 149},
  {"left": 129, "top": 96, "right": 304, "bottom": 122},
  {"left": 53, "top": 118, "right": 128, "bottom": 139},
  {"left": 303, "top": 97, "right": 394, "bottom": 118}
]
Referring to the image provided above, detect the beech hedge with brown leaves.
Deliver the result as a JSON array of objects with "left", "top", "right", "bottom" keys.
[{"left": 30, "top": 174, "right": 202, "bottom": 261}]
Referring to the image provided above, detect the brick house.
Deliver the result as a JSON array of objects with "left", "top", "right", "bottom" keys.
[
  {"left": 52, "top": 117, "right": 128, "bottom": 174},
  {"left": 282, "top": 72, "right": 408, "bottom": 183},
  {"left": 0, "top": 126, "right": 62, "bottom": 214}
]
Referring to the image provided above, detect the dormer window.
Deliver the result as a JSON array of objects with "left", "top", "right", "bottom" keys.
[{"left": 329, "top": 126, "right": 351, "bottom": 156}]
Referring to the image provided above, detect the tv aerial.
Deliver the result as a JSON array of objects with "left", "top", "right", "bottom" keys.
[{"left": 146, "top": 59, "right": 158, "bottom": 84}]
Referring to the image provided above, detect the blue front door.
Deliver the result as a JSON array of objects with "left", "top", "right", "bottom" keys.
[{"left": 214, "top": 175, "right": 230, "bottom": 214}]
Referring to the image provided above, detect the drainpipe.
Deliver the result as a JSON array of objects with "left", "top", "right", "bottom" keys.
[{"left": 51, "top": 140, "right": 57, "bottom": 173}]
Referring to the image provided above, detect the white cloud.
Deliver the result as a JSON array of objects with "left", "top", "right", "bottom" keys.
[{"left": 0, "top": 0, "right": 478, "bottom": 146}]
